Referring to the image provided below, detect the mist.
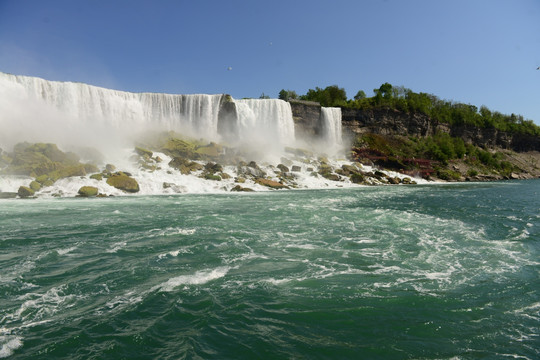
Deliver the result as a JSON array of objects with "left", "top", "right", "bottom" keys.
[{"left": 0, "top": 72, "right": 345, "bottom": 165}]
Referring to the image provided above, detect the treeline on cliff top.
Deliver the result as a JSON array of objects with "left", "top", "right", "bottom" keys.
[{"left": 278, "top": 84, "right": 539, "bottom": 136}]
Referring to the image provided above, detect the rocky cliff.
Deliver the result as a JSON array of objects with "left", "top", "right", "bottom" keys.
[
  {"left": 289, "top": 100, "right": 322, "bottom": 140},
  {"left": 290, "top": 102, "right": 540, "bottom": 152}
]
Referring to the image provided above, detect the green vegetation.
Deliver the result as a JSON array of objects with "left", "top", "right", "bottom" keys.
[
  {"left": 353, "top": 132, "right": 521, "bottom": 179},
  {"left": 281, "top": 83, "right": 539, "bottom": 136}
]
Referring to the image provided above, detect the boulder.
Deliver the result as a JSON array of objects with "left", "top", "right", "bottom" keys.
[
  {"left": 204, "top": 173, "right": 222, "bottom": 181},
  {"left": 291, "top": 165, "right": 301, "bottom": 172},
  {"left": 0, "top": 192, "right": 17, "bottom": 199},
  {"left": 18, "top": 186, "right": 35, "bottom": 198},
  {"left": 277, "top": 164, "right": 289, "bottom": 173},
  {"left": 195, "top": 142, "right": 222, "bottom": 158},
  {"left": 255, "top": 178, "right": 290, "bottom": 189},
  {"left": 231, "top": 185, "right": 254, "bottom": 192},
  {"left": 350, "top": 173, "right": 365, "bottom": 184},
  {"left": 106, "top": 173, "right": 140, "bottom": 193},
  {"left": 90, "top": 173, "right": 103, "bottom": 181},
  {"left": 135, "top": 146, "right": 153, "bottom": 158},
  {"left": 29, "top": 180, "right": 41, "bottom": 192},
  {"left": 388, "top": 176, "right": 401, "bottom": 185},
  {"left": 321, "top": 173, "right": 340, "bottom": 181},
  {"left": 78, "top": 186, "right": 99, "bottom": 197},
  {"left": 205, "top": 162, "right": 223, "bottom": 173},
  {"left": 238, "top": 166, "right": 266, "bottom": 178},
  {"left": 35, "top": 174, "right": 50, "bottom": 184}
]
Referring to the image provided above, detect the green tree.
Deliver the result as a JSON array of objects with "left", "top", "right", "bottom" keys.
[
  {"left": 300, "top": 85, "right": 347, "bottom": 106},
  {"left": 278, "top": 89, "right": 298, "bottom": 101},
  {"left": 354, "top": 90, "right": 366, "bottom": 100}
]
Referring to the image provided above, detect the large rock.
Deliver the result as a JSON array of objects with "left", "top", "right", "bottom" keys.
[
  {"left": 17, "top": 186, "right": 35, "bottom": 198},
  {"left": 231, "top": 185, "right": 254, "bottom": 192},
  {"left": 0, "top": 192, "right": 17, "bottom": 199},
  {"left": 29, "top": 180, "right": 41, "bottom": 192},
  {"left": 78, "top": 186, "right": 99, "bottom": 197},
  {"left": 106, "top": 172, "right": 140, "bottom": 193},
  {"left": 255, "top": 178, "right": 290, "bottom": 189},
  {"left": 134, "top": 146, "right": 153, "bottom": 158}
]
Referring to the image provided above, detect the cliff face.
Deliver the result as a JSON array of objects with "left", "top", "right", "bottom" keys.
[
  {"left": 289, "top": 100, "right": 322, "bottom": 140},
  {"left": 290, "top": 102, "right": 540, "bottom": 152}
]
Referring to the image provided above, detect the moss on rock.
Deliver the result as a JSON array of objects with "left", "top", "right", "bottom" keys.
[
  {"left": 255, "top": 178, "right": 289, "bottom": 189},
  {"left": 231, "top": 185, "right": 254, "bottom": 192},
  {"left": 18, "top": 186, "right": 35, "bottom": 198},
  {"left": 90, "top": 173, "right": 103, "bottom": 181},
  {"left": 106, "top": 172, "right": 140, "bottom": 193},
  {"left": 78, "top": 186, "right": 99, "bottom": 197},
  {"left": 135, "top": 146, "right": 153, "bottom": 158},
  {"left": 29, "top": 180, "right": 41, "bottom": 192}
]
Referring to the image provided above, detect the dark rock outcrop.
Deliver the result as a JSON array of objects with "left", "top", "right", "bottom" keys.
[
  {"left": 290, "top": 101, "right": 540, "bottom": 152},
  {"left": 289, "top": 100, "right": 322, "bottom": 139}
]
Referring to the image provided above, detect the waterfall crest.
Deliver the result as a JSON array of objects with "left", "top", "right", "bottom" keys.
[
  {"left": 0, "top": 72, "right": 224, "bottom": 141},
  {"left": 235, "top": 99, "right": 295, "bottom": 145},
  {"left": 0, "top": 72, "right": 298, "bottom": 148}
]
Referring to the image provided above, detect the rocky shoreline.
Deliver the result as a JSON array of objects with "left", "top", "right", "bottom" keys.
[{"left": 0, "top": 133, "right": 427, "bottom": 199}]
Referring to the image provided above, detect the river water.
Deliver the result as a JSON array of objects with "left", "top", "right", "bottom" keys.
[{"left": 1, "top": 181, "right": 539, "bottom": 359}]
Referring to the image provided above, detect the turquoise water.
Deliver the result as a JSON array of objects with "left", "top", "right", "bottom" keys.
[{"left": 1, "top": 181, "right": 539, "bottom": 359}]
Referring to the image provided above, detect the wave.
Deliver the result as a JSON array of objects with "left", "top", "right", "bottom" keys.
[{"left": 154, "top": 267, "right": 230, "bottom": 292}]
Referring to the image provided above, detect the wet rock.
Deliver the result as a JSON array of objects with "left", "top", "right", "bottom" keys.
[
  {"left": 204, "top": 162, "right": 223, "bottom": 173},
  {"left": 350, "top": 173, "right": 365, "bottom": 184},
  {"left": 238, "top": 166, "right": 266, "bottom": 178},
  {"left": 277, "top": 164, "right": 289, "bottom": 173},
  {"left": 291, "top": 165, "right": 301, "bottom": 172},
  {"left": 135, "top": 146, "right": 153, "bottom": 158},
  {"left": 255, "top": 178, "right": 290, "bottom": 189},
  {"left": 204, "top": 173, "right": 221, "bottom": 181},
  {"left": 106, "top": 172, "right": 140, "bottom": 193},
  {"left": 162, "top": 182, "right": 174, "bottom": 189},
  {"left": 0, "top": 192, "right": 17, "bottom": 199},
  {"left": 29, "top": 180, "right": 41, "bottom": 192},
  {"left": 90, "top": 173, "right": 103, "bottom": 181},
  {"left": 18, "top": 186, "right": 35, "bottom": 198},
  {"left": 321, "top": 173, "right": 340, "bottom": 181},
  {"left": 78, "top": 186, "right": 99, "bottom": 197},
  {"left": 195, "top": 142, "right": 222, "bottom": 158},
  {"left": 231, "top": 185, "right": 254, "bottom": 192}
]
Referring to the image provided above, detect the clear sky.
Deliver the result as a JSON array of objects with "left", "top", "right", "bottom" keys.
[{"left": 1, "top": 0, "right": 539, "bottom": 122}]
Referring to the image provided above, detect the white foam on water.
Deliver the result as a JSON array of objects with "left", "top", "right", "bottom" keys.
[
  {"left": 106, "top": 242, "right": 127, "bottom": 253},
  {"left": 157, "top": 248, "right": 193, "bottom": 260},
  {"left": 0, "top": 335, "right": 23, "bottom": 358},
  {"left": 155, "top": 266, "right": 230, "bottom": 292},
  {"left": 56, "top": 246, "right": 77, "bottom": 256},
  {"left": 3, "top": 285, "right": 84, "bottom": 329},
  {"left": 104, "top": 290, "right": 144, "bottom": 311},
  {"left": 147, "top": 227, "right": 196, "bottom": 238}
]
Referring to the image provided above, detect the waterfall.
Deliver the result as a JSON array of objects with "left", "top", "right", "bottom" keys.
[
  {"left": 320, "top": 107, "right": 342, "bottom": 145},
  {"left": 0, "top": 72, "right": 224, "bottom": 142},
  {"left": 234, "top": 99, "right": 295, "bottom": 145},
  {"left": 0, "top": 72, "right": 300, "bottom": 153}
]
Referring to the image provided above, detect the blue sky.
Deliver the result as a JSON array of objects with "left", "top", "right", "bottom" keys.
[{"left": 1, "top": 0, "right": 539, "bottom": 122}]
